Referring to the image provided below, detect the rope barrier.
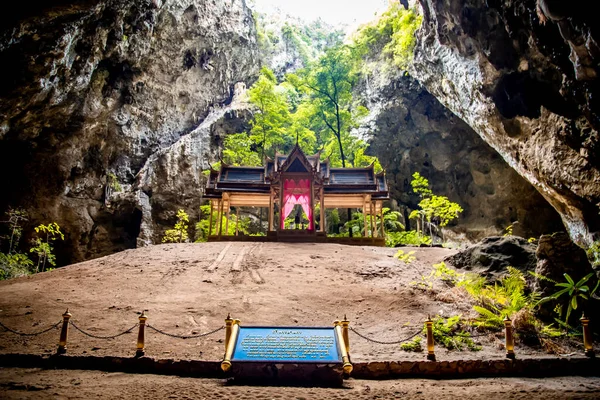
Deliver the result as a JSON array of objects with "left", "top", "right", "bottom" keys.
[
  {"left": 146, "top": 324, "right": 225, "bottom": 339},
  {"left": 0, "top": 320, "right": 62, "bottom": 336},
  {"left": 350, "top": 326, "right": 422, "bottom": 345},
  {"left": 69, "top": 321, "right": 138, "bottom": 340}
]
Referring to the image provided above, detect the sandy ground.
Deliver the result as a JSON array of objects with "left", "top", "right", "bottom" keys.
[
  {"left": 0, "top": 242, "right": 584, "bottom": 361},
  {"left": 1, "top": 368, "right": 600, "bottom": 399}
]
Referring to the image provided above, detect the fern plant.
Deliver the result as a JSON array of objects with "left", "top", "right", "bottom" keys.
[{"left": 537, "top": 272, "right": 599, "bottom": 326}]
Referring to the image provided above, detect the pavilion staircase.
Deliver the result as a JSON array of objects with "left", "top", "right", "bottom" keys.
[{"left": 276, "top": 230, "right": 321, "bottom": 243}]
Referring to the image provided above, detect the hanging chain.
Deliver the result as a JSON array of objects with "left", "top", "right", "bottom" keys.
[
  {"left": 146, "top": 324, "right": 225, "bottom": 339},
  {"left": 350, "top": 326, "right": 422, "bottom": 345},
  {"left": 69, "top": 321, "right": 138, "bottom": 340},
  {"left": 0, "top": 320, "right": 62, "bottom": 336}
]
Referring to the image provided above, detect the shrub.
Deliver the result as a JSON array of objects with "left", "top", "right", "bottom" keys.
[
  {"left": 400, "top": 336, "right": 423, "bottom": 352},
  {"left": 163, "top": 209, "right": 189, "bottom": 243},
  {"left": 426, "top": 315, "right": 480, "bottom": 351}
]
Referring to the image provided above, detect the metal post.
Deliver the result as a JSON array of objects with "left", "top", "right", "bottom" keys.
[
  {"left": 580, "top": 314, "right": 595, "bottom": 358},
  {"left": 136, "top": 311, "right": 148, "bottom": 357},
  {"left": 426, "top": 316, "right": 435, "bottom": 361},
  {"left": 504, "top": 316, "right": 515, "bottom": 359},
  {"left": 57, "top": 309, "right": 72, "bottom": 354}
]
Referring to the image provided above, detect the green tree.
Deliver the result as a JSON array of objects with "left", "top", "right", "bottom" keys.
[
  {"left": 29, "top": 222, "right": 64, "bottom": 272},
  {"left": 247, "top": 67, "right": 291, "bottom": 160},
  {"left": 162, "top": 210, "right": 190, "bottom": 243},
  {"left": 295, "top": 45, "right": 362, "bottom": 168},
  {"left": 1, "top": 208, "right": 28, "bottom": 255},
  {"left": 409, "top": 172, "right": 463, "bottom": 243}
]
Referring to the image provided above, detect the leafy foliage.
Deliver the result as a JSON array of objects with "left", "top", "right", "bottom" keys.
[
  {"left": 400, "top": 336, "right": 422, "bottom": 352},
  {"left": 195, "top": 204, "right": 250, "bottom": 241},
  {"left": 465, "top": 267, "right": 534, "bottom": 329},
  {"left": 29, "top": 222, "right": 64, "bottom": 272},
  {"left": 352, "top": 3, "right": 423, "bottom": 70},
  {"left": 386, "top": 230, "right": 431, "bottom": 247},
  {"left": 1, "top": 208, "right": 28, "bottom": 255},
  {"left": 537, "top": 273, "right": 599, "bottom": 326},
  {"left": 0, "top": 253, "right": 34, "bottom": 280},
  {"left": 394, "top": 250, "right": 416, "bottom": 264},
  {"left": 426, "top": 316, "right": 481, "bottom": 351},
  {"left": 408, "top": 172, "right": 463, "bottom": 243},
  {"left": 162, "top": 210, "right": 190, "bottom": 243}
]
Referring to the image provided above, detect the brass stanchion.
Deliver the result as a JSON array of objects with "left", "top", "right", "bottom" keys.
[
  {"left": 580, "top": 313, "right": 595, "bottom": 358},
  {"left": 334, "top": 319, "right": 353, "bottom": 374},
  {"left": 221, "top": 317, "right": 240, "bottom": 372},
  {"left": 426, "top": 316, "right": 436, "bottom": 361},
  {"left": 504, "top": 316, "right": 515, "bottom": 359},
  {"left": 57, "top": 309, "right": 72, "bottom": 354},
  {"left": 136, "top": 311, "right": 148, "bottom": 357},
  {"left": 341, "top": 314, "right": 350, "bottom": 356},
  {"left": 224, "top": 313, "right": 234, "bottom": 352}
]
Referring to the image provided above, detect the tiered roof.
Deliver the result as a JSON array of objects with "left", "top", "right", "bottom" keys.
[{"left": 205, "top": 144, "right": 388, "bottom": 199}]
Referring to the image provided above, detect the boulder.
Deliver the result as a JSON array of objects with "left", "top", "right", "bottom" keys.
[{"left": 444, "top": 236, "right": 537, "bottom": 277}]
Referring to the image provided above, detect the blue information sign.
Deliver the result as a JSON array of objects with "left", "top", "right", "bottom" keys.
[{"left": 231, "top": 327, "right": 341, "bottom": 363}]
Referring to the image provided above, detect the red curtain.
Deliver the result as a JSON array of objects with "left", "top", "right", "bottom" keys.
[{"left": 280, "top": 178, "right": 313, "bottom": 230}]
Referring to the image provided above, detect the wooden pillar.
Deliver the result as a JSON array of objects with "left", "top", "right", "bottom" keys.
[
  {"left": 225, "top": 203, "right": 230, "bottom": 236},
  {"left": 310, "top": 181, "right": 315, "bottom": 231},
  {"left": 268, "top": 191, "right": 274, "bottom": 232},
  {"left": 363, "top": 203, "right": 367, "bottom": 238},
  {"left": 235, "top": 208, "right": 240, "bottom": 236},
  {"left": 320, "top": 189, "right": 325, "bottom": 233},
  {"left": 370, "top": 202, "right": 375, "bottom": 238},
  {"left": 380, "top": 203, "right": 385, "bottom": 238},
  {"left": 208, "top": 200, "right": 214, "bottom": 236},
  {"left": 218, "top": 198, "right": 224, "bottom": 238}
]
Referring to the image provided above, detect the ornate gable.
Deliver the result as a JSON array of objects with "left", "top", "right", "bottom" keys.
[{"left": 277, "top": 144, "right": 318, "bottom": 174}]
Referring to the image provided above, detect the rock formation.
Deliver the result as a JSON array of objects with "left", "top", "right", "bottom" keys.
[
  {"left": 0, "top": 0, "right": 259, "bottom": 263},
  {"left": 356, "top": 70, "right": 564, "bottom": 240},
  {"left": 444, "top": 235, "right": 538, "bottom": 278},
  {"left": 412, "top": 0, "right": 599, "bottom": 248}
]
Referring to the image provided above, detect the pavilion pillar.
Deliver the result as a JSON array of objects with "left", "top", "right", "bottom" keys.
[
  {"left": 235, "top": 208, "right": 240, "bottom": 236},
  {"left": 225, "top": 204, "right": 230, "bottom": 236},
  {"left": 208, "top": 200, "right": 214, "bottom": 236},
  {"left": 320, "top": 188, "right": 325, "bottom": 233},
  {"left": 380, "top": 204, "right": 385, "bottom": 238},
  {"left": 218, "top": 198, "right": 224, "bottom": 238},
  {"left": 310, "top": 182, "right": 315, "bottom": 231},
  {"left": 363, "top": 204, "right": 367, "bottom": 238},
  {"left": 370, "top": 202, "right": 375, "bottom": 238},
  {"left": 268, "top": 191, "right": 274, "bottom": 232}
]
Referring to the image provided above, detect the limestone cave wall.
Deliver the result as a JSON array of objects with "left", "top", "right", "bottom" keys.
[
  {"left": 412, "top": 0, "right": 599, "bottom": 247},
  {"left": 0, "top": 0, "right": 259, "bottom": 263}
]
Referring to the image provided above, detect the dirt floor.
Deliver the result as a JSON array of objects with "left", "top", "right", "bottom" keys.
[
  {"left": 0, "top": 242, "right": 585, "bottom": 360},
  {"left": 1, "top": 242, "right": 597, "bottom": 398},
  {"left": 1, "top": 368, "right": 600, "bottom": 399}
]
